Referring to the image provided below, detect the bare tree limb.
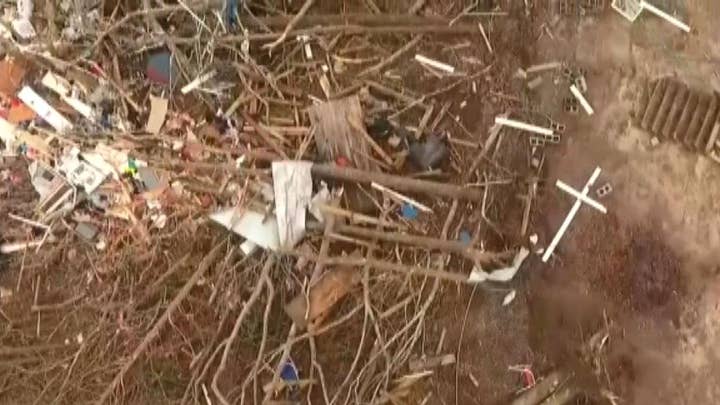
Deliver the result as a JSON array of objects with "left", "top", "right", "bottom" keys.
[
  {"left": 263, "top": 0, "right": 316, "bottom": 51},
  {"left": 212, "top": 255, "right": 274, "bottom": 405},
  {"left": 95, "top": 240, "right": 227, "bottom": 405}
]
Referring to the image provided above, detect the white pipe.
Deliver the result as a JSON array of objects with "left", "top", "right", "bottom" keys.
[
  {"left": 641, "top": 1, "right": 690, "bottom": 32},
  {"left": 414, "top": 54, "right": 456, "bottom": 74},
  {"left": 570, "top": 85, "right": 595, "bottom": 115},
  {"left": 181, "top": 70, "right": 217, "bottom": 94},
  {"left": 495, "top": 117, "right": 554, "bottom": 136},
  {"left": 477, "top": 22, "right": 493, "bottom": 54},
  {"left": 8, "top": 213, "right": 49, "bottom": 229},
  {"left": 555, "top": 180, "right": 607, "bottom": 214},
  {"left": 526, "top": 61, "right": 561, "bottom": 73},
  {"left": 371, "top": 182, "right": 433, "bottom": 213},
  {"left": 0, "top": 240, "right": 43, "bottom": 254},
  {"left": 18, "top": 86, "right": 73, "bottom": 132},
  {"left": 542, "top": 167, "right": 602, "bottom": 263}
]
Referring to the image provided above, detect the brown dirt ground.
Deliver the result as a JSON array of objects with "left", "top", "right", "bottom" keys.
[
  {"left": 2, "top": 1, "right": 720, "bottom": 404},
  {"left": 425, "top": 1, "right": 720, "bottom": 405}
]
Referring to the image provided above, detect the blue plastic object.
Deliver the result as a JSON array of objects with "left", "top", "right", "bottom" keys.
[
  {"left": 401, "top": 203, "right": 418, "bottom": 220},
  {"left": 225, "top": 0, "right": 240, "bottom": 28},
  {"left": 280, "top": 359, "right": 299, "bottom": 382},
  {"left": 146, "top": 51, "right": 172, "bottom": 85}
]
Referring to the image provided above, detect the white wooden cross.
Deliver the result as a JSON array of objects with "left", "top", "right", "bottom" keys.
[{"left": 542, "top": 167, "right": 607, "bottom": 263}]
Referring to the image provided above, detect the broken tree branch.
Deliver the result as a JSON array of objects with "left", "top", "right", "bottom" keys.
[
  {"left": 241, "top": 112, "right": 290, "bottom": 159},
  {"left": 263, "top": 0, "right": 317, "bottom": 51},
  {"left": 212, "top": 255, "right": 274, "bottom": 405},
  {"left": 247, "top": 13, "right": 477, "bottom": 28},
  {"left": 317, "top": 223, "right": 511, "bottom": 263},
  {"left": 95, "top": 241, "right": 226, "bottom": 405},
  {"left": 359, "top": 35, "right": 423, "bottom": 77},
  {"left": 31, "top": 293, "right": 85, "bottom": 312},
  {"left": 0, "top": 343, "right": 68, "bottom": 356},
  {"left": 310, "top": 164, "right": 491, "bottom": 202},
  {"left": 285, "top": 251, "right": 473, "bottom": 284},
  {"left": 159, "top": 24, "right": 482, "bottom": 47}
]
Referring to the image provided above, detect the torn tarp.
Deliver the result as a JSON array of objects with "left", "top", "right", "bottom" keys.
[{"left": 209, "top": 208, "right": 280, "bottom": 252}]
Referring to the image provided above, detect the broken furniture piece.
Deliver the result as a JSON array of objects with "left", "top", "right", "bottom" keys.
[
  {"left": 611, "top": 0, "right": 643, "bottom": 21},
  {"left": 29, "top": 161, "right": 76, "bottom": 222},
  {"left": 284, "top": 261, "right": 362, "bottom": 330},
  {"left": 57, "top": 148, "right": 110, "bottom": 194},
  {"left": 612, "top": 0, "right": 690, "bottom": 32}
]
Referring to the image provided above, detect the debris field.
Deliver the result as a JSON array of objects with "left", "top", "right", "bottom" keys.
[{"left": 0, "top": 0, "right": 713, "bottom": 404}]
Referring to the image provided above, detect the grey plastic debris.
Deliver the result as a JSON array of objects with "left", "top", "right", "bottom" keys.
[
  {"left": 29, "top": 161, "right": 76, "bottom": 219},
  {"left": 137, "top": 167, "right": 163, "bottom": 191},
  {"left": 75, "top": 222, "right": 98, "bottom": 241},
  {"left": 57, "top": 148, "right": 108, "bottom": 193},
  {"left": 408, "top": 134, "right": 448, "bottom": 170}
]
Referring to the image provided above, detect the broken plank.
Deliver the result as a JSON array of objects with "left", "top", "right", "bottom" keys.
[{"left": 284, "top": 264, "right": 361, "bottom": 330}]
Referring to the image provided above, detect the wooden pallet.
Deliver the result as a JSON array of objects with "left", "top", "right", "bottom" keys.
[{"left": 635, "top": 78, "right": 720, "bottom": 156}]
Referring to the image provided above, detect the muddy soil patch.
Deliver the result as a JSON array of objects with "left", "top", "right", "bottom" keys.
[{"left": 526, "top": 198, "right": 685, "bottom": 403}]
